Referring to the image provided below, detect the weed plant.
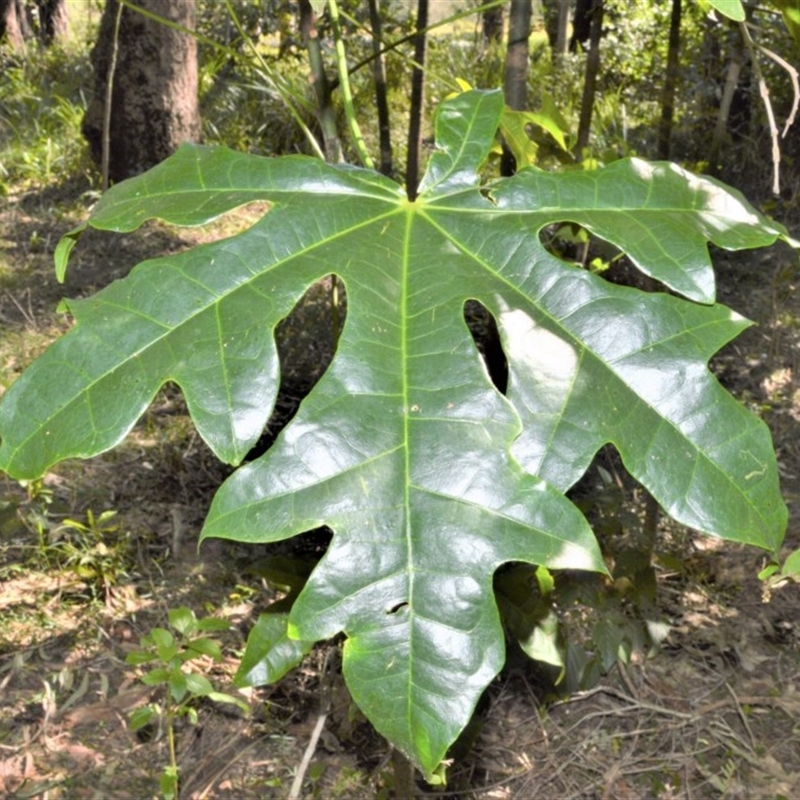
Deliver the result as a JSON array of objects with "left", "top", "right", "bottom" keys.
[{"left": 126, "top": 607, "right": 248, "bottom": 800}]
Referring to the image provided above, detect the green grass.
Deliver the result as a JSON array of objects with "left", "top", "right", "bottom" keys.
[{"left": 0, "top": 40, "right": 95, "bottom": 193}]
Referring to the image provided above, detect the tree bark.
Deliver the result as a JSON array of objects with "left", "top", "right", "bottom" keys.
[
  {"left": 34, "top": 0, "right": 67, "bottom": 45},
  {"left": 502, "top": 0, "right": 532, "bottom": 176},
  {"left": 83, "top": 0, "right": 200, "bottom": 184},
  {"left": 554, "top": 0, "right": 570, "bottom": 60},
  {"left": 405, "top": 0, "right": 428, "bottom": 200},
  {"left": 570, "top": 0, "right": 593, "bottom": 52},
  {"left": 657, "top": 0, "right": 681, "bottom": 160},
  {"left": 541, "top": 0, "right": 558, "bottom": 52},
  {"left": 575, "top": 0, "right": 604, "bottom": 155},
  {"left": 0, "top": 0, "right": 30, "bottom": 50}
]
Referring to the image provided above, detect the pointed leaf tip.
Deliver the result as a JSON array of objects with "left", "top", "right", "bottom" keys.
[
  {"left": 418, "top": 89, "right": 504, "bottom": 196},
  {"left": 54, "top": 224, "right": 86, "bottom": 283}
]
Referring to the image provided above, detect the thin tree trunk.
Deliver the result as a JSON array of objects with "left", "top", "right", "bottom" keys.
[
  {"left": 502, "top": 0, "right": 532, "bottom": 176},
  {"left": 554, "top": 0, "right": 570, "bottom": 61},
  {"left": 709, "top": 48, "right": 744, "bottom": 173},
  {"left": 368, "top": 0, "right": 393, "bottom": 176},
  {"left": 657, "top": 0, "right": 682, "bottom": 159},
  {"left": 405, "top": 0, "right": 428, "bottom": 200},
  {"left": 542, "top": 0, "right": 558, "bottom": 52},
  {"left": 575, "top": 0, "right": 604, "bottom": 155},
  {"left": 299, "top": 0, "right": 341, "bottom": 163}
]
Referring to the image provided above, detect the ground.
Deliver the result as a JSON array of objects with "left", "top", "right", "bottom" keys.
[{"left": 0, "top": 177, "right": 799, "bottom": 799}]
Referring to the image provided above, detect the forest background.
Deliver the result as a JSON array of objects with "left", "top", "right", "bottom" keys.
[{"left": 1, "top": 0, "right": 800, "bottom": 798}]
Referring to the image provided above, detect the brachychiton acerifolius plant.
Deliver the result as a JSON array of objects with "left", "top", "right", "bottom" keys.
[{"left": 0, "top": 90, "right": 792, "bottom": 778}]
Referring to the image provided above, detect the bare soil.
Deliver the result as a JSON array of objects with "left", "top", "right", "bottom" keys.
[{"left": 1, "top": 179, "right": 799, "bottom": 799}]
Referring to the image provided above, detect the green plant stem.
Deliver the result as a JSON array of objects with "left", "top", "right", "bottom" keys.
[
  {"left": 327, "top": 0, "right": 374, "bottom": 169},
  {"left": 166, "top": 706, "right": 179, "bottom": 797},
  {"left": 392, "top": 748, "right": 416, "bottom": 799},
  {"left": 101, "top": 0, "right": 124, "bottom": 191},
  {"left": 368, "top": 0, "right": 393, "bottom": 176},
  {"left": 300, "top": 0, "right": 341, "bottom": 162}
]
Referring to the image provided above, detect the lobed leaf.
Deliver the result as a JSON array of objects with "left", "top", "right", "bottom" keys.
[{"left": 0, "top": 90, "right": 790, "bottom": 777}]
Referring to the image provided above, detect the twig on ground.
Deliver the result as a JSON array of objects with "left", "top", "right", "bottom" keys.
[
  {"left": 288, "top": 711, "right": 328, "bottom": 800},
  {"left": 554, "top": 683, "right": 695, "bottom": 721},
  {"left": 3, "top": 290, "right": 37, "bottom": 328},
  {"left": 616, "top": 660, "right": 640, "bottom": 699},
  {"left": 724, "top": 682, "right": 757, "bottom": 750},
  {"left": 193, "top": 735, "right": 264, "bottom": 800},
  {"left": 287, "top": 648, "right": 336, "bottom": 800},
  {"left": 695, "top": 693, "right": 793, "bottom": 717}
]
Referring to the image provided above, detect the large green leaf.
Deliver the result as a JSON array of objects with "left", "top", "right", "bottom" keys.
[{"left": 0, "top": 90, "right": 790, "bottom": 777}]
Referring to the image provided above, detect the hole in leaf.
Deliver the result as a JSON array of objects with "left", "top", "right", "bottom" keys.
[
  {"left": 464, "top": 300, "right": 508, "bottom": 395},
  {"left": 539, "top": 223, "right": 659, "bottom": 291},
  {"left": 387, "top": 601, "right": 409, "bottom": 615},
  {"left": 246, "top": 275, "right": 347, "bottom": 461},
  {"left": 568, "top": 445, "right": 659, "bottom": 605}
]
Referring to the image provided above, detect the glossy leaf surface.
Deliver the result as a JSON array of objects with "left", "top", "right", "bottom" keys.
[{"left": 0, "top": 90, "right": 789, "bottom": 776}]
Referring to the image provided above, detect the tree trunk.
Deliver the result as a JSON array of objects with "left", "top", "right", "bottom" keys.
[
  {"left": 0, "top": 0, "right": 30, "bottom": 50},
  {"left": 34, "top": 0, "right": 67, "bottom": 45},
  {"left": 541, "top": 0, "right": 558, "bottom": 52},
  {"left": 570, "top": 0, "right": 593, "bottom": 51},
  {"left": 82, "top": 0, "right": 200, "bottom": 184},
  {"left": 575, "top": 0, "right": 604, "bottom": 155},
  {"left": 405, "top": 0, "right": 428, "bottom": 200},
  {"left": 502, "top": 0, "right": 532, "bottom": 176},
  {"left": 657, "top": 0, "right": 681, "bottom": 160},
  {"left": 554, "top": 0, "right": 570, "bottom": 60}
]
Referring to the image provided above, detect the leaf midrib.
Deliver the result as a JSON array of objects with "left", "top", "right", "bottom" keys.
[{"left": 400, "top": 203, "right": 416, "bottom": 744}]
